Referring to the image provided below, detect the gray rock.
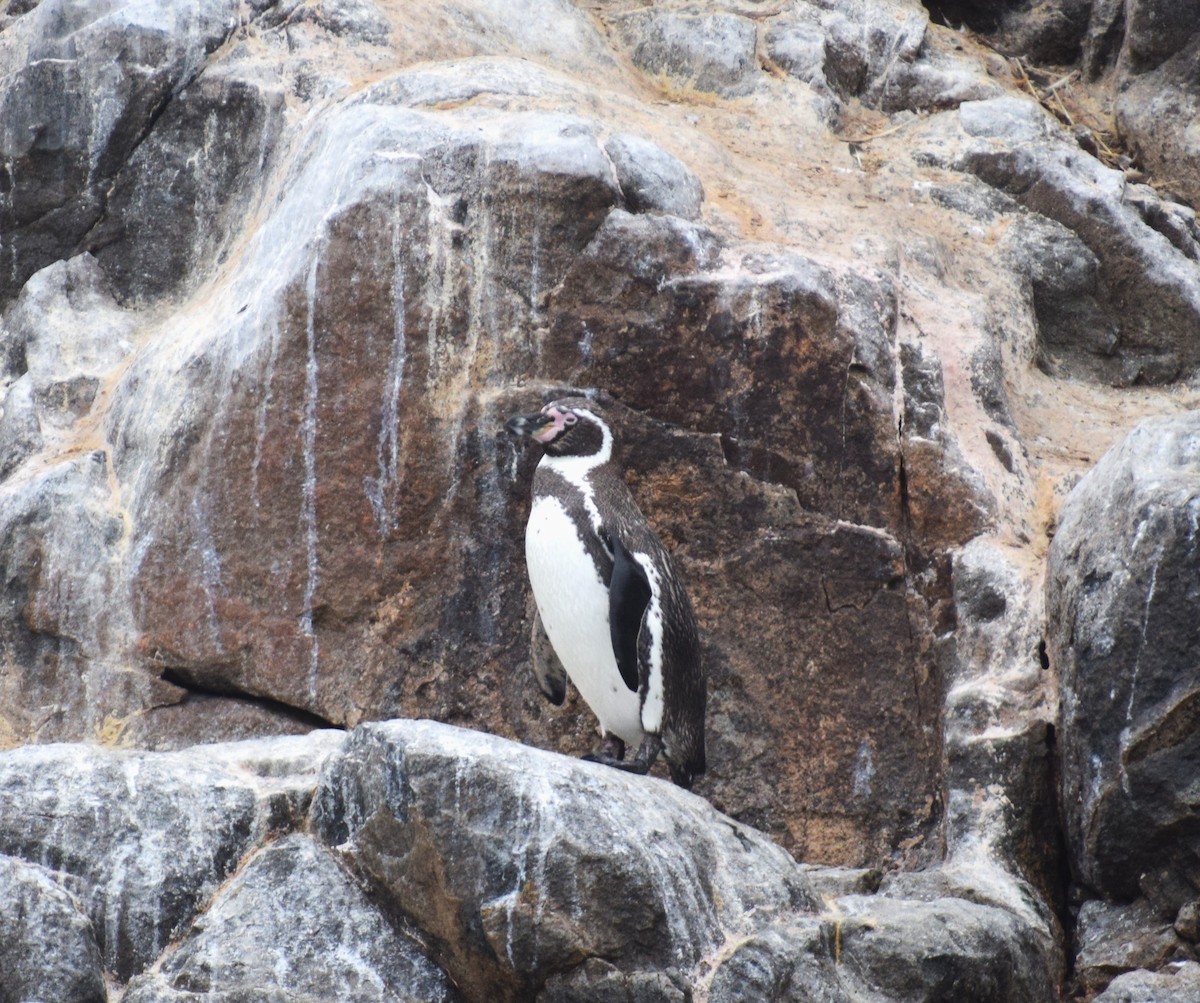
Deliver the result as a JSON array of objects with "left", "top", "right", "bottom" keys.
[
  {"left": 1000, "top": 212, "right": 1116, "bottom": 370},
  {"left": 1, "top": 254, "right": 135, "bottom": 429},
  {"left": 1049, "top": 413, "right": 1200, "bottom": 905},
  {"left": 767, "top": 0, "right": 997, "bottom": 113},
  {"left": 88, "top": 63, "right": 287, "bottom": 303},
  {"left": 985, "top": 0, "right": 1093, "bottom": 65},
  {"left": 952, "top": 100, "right": 1200, "bottom": 384},
  {"left": 1116, "top": 37, "right": 1200, "bottom": 210},
  {"left": 0, "top": 733, "right": 344, "bottom": 980},
  {"left": 798, "top": 864, "right": 882, "bottom": 899},
  {"left": 1121, "top": 0, "right": 1200, "bottom": 71},
  {"left": 705, "top": 921, "right": 847, "bottom": 1003},
  {"left": 763, "top": 19, "right": 827, "bottom": 86},
  {"left": 1093, "top": 961, "right": 1200, "bottom": 1003},
  {"left": 120, "top": 835, "right": 459, "bottom": 1003},
  {"left": 1074, "top": 897, "right": 1191, "bottom": 996},
  {"left": 0, "top": 0, "right": 241, "bottom": 301},
  {"left": 613, "top": 11, "right": 759, "bottom": 96},
  {"left": 0, "top": 855, "right": 106, "bottom": 1003},
  {"left": 1176, "top": 900, "right": 1200, "bottom": 942},
  {"left": 833, "top": 894, "right": 1058, "bottom": 1002},
  {"left": 0, "top": 376, "right": 42, "bottom": 478},
  {"left": 822, "top": 5, "right": 921, "bottom": 100},
  {"left": 353, "top": 57, "right": 580, "bottom": 109},
  {"left": 285, "top": 0, "right": 393, "bottom": 46},
  {"left": 604, "top": 133, "right": 703, "bottom": 220},
  {"left": 958, "top": 96, "right": 1050, "bottom": 143},
  {"left": 538, "top": 959, "right": 689, "bottom": 1003},
  {"left": 703, "top": 889, "right": 1058, "bottom": 1003},
  {"left": 310, "top": 719, "right": 818, "bottom": 1002},
  {"left": 943, "top": 540, "right": 1060, "bottom": 909},
  {"left": 0, "top": 451, "right": 129, "bottom": 736}
]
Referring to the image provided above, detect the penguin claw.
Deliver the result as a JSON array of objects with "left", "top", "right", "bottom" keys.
[
  {"left": 582, "top": 753, "right": 651, "bottom": 775},
  {"left": 583, "top": 734, "right": 664, "bottom": 777}
]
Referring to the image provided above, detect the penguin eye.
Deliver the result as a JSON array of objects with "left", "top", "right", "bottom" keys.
[{"left": 563, "top": 412, "right": 578, "bottom": 426}]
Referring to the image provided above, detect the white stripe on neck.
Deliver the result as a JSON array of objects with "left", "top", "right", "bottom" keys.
[{"left": 539, "top": 410, "right": 612, "bottom": 535}]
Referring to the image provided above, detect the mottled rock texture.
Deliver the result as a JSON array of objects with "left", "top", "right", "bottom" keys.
[
  {"left": 122, "top": 834, "right": 462, "bottom": 1003},
  {"left": 0, "top": 721, "right": 1061, "bottom": 1001},
  {"left": 1, "top": 0, "right": 1200, "bottom": 998},
  {"left": 1049, "top": 415, "right": 1200, "bottom": 907},
  {"left": 0, "top": 855, "right": 106, "bottom": 1003},
  {"left": 1092, "top": 962, "right": 1200, "bottom": 1003}
]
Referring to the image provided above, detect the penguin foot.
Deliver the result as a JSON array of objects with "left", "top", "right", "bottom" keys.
[
  {"left": 583, "top": 735, "right": 661, "bottom": 776},
  {"left": 582, "top": 752, "right": 638, "bottom": 771}
]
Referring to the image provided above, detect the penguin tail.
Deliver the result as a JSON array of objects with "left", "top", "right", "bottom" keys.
[{"left": 667, "top": 746, "right": 705, "bottom": 790}]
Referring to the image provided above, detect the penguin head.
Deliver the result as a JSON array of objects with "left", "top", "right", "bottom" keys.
[{"left": 505, "top": 397, "right": 612, "bottom": 459}]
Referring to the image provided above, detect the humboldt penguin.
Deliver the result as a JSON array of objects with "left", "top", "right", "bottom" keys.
[{"left": 505, "top": 396, "right": 706, "bottom": 789}]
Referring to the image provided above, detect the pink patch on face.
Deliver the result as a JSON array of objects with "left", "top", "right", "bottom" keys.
[{"left": 533, "top": 406, "right": 576, "bottom": 443}]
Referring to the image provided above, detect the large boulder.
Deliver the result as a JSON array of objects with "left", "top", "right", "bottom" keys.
[
  {"left": 0, "top": 0, "right": 242, "bottom": 302},
  {"left": 121, "top": 835, "right": 462, "bottom": 1003},
  {"left": 1048, "top": 413, "right": 1200, "bottom": 907},
  {"left": 0, "top": 855, "right": 106, "bottom": 1003},
  {"left": 0, "top": 67, "right": 955, "bottom": 864},
  {"left": 0, "top": 732, "right": 345, "bottom": 980},
  {"left": 1093, "top": 961, "right": 1200, "bottom": 1003},
  {"left": 923, "top": 96, "right": 1200, "bottom": 385},
  {"left": 309, "top": 719, "right": 1059, "bottom": 1003},
  {"left": 0, "top": 720, "right": 1061, "bottom": 1001},
  {"left": 310, "top": 719, "right": 819, "bottom": 1002}
]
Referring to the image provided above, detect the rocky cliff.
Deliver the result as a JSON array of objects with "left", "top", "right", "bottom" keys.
[{"left": 1, "top": 0, "right": 1199, "bottom": 999}]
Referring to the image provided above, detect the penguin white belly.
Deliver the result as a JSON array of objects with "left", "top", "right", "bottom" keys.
[{"left": 525, "top": 495, "right": 645, "bottom": 747}]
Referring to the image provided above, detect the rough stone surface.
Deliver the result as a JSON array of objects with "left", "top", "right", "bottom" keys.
[
  {"left": 833, "top": 894, "right": 1057, "bottom": 1001},
  {"left": 604, "top": 133, "right": 704, "bottom": 220},
  {"left": 0, "top": 732, "right": 345, "bottom": 980},
  {"left": 1092, "top": 961, "right": 1200, "bottom": 1003},
  {"left": 312, "top": 718, "right": 1065, "bottom": 1002},
  {"left": 310, "top": 719, "right": 820, "bottom": 1002},
  {"left": 121, "top": 835, "right": 461, "bottom": 1003},
  {"left": 1073, "top": 897, "right": 1194, "bottom": 997},
  {"left": 0, "top": 720, "right": 1061, "bottom": 1001},
  {"left": 0, "top": 854, "right": 106, "bottom": 1003},
  {"left": 4, "top": 0, "right": 1200, "bottom": 997},
  {"left": 936, "top": 97, "right": 1200, "bottom": 385},
  {"left": 0, "top": 0, "right": 242, "bottom": 301},
  {"left": 1049, "top": 414, "right": 1200, "bottom": 907},
  {"left": 766, "top": 0, "right": 1000, "bottom": 114},
  {"left": 611, "top": 11, "right": 759, "bottom": 96},
  {"left": 1116, "top": 37, "right": 1200, "bottom": 210}
]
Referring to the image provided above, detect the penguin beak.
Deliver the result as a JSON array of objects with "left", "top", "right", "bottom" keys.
[{"left": 505, "top": 412, "right": 553, "bottom": 439}]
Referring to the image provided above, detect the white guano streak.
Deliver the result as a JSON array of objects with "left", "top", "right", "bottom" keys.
[
  {"left": 301, "top": 252, "right": 321, "bottom": 697},
  {"left": 366, "top": 206, "right": 408, "bottom": 534}
]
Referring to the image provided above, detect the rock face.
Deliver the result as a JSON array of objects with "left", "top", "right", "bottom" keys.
[
  {"left": 0, "top": 855, "right": 106, "bottom": 1003},
  {"left": 0, "top": 732, "right": 344, "bottom": 980},
  {"left": 0, "top": 720, "right": 1061, "bottom": 1001},
  {"left": 2, "top": 0, "right": 1200, "bottom": 998},
  {"left": 122, "top": 834, "right": 462, "bottom": 1003},
  {"left": 1049, "top": 415, "right": 1200, "bottom": 908}
]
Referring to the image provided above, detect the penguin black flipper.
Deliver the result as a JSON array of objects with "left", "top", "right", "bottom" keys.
[
  {"left": 609, "top": 536, "right": 651, "bottom": 694},
  {"left": 531, "top": 607, "right": 568, "bottom": 705}
]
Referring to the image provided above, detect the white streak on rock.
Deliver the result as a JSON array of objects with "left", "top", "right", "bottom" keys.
[
  {"left": 301, "top": 251, "right": 321, "bottom": 698},
  {"left": 365, "top": 203, "right": 408, "bottom": 535}
]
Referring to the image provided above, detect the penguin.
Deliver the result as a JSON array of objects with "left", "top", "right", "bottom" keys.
[{"left": 505, "top": 396, "right": 706, "bottom": 789}]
